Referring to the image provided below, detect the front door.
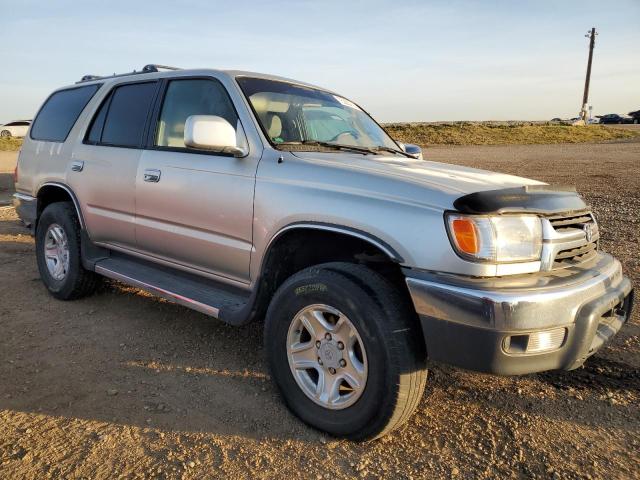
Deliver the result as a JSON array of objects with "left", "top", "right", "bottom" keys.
[{"left": 135, "top": 77, "right": 258, "bottom": 284}]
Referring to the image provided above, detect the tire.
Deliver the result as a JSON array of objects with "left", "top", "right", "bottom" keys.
[
  {"left": 0, "top": 130, "right": 11, "bottom": 137},
  {"left": 35, "top": 202, "right": 101, "bottom": 300},
  {"left": 264, "top": 262, "right": 427, "bottom": 441}
]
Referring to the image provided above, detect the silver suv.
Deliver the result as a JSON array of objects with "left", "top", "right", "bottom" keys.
[{"left": 14, "top": 64, "right": 634, "bottom": 440}]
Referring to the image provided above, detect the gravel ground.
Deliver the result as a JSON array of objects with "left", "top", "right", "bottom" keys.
[{"left": 0, "top": 139, "right": 638, "bottom": 479}]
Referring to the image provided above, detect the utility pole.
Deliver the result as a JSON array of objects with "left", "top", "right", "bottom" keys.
[{"left": 581, "top": 27, "right": 597, "bottom": 122}]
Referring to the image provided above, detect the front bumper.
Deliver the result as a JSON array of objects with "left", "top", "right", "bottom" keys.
[{"left": 405, "top": 253, "right": 633, "bottom": 375}]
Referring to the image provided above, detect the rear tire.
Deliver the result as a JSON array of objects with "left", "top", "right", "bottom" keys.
[
  {"left": 35, "top": 202, "right": 101, "bottom": 300},
  {"left": 264, "top": 262, "right": 427, "bottom": 440}
]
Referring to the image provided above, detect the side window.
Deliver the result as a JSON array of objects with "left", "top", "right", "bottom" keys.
[
  {"left": 86, "top": 93, "right": 110, "bottom": 144},
  {"left": 155, "top": 78, "right": 239, "bottom": 149},
  {"left": 30, "top": 84, "right": 100, "bottom": 142},
  {"left": 100, "top": 82, "right": 157, "bottom": 148}
]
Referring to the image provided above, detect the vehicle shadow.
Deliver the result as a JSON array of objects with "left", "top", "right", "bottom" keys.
[
  {"left": 426, "top": 347, "right": 639, "bottom": 435},
  {"left": 0, "top": 172, "right": 15, "bottom": 205},
  {"left": 0, "top": 214, "right": 319, "bottom": 442}
]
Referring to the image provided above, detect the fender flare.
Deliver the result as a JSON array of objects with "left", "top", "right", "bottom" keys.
[
  {"left": 223, "top": 222, "right": 405, "bottom": 326},
  {"left": 262, "top": 221, "right": 405, "bottom": 266}
]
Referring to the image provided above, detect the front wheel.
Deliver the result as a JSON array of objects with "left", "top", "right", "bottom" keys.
[
  {"left": 264, "top": 262, "right": 427, "bottom": 440},
  {"left": 0, "top": 130, "right": 11, "bottom": 137}
]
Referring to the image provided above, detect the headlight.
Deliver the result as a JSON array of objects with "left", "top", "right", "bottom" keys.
[{"left": 446, "top": 213, "right": 542, "bottom": 263}]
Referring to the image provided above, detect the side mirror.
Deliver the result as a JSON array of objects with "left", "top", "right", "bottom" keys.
[
  {"left": 184, "top": 115, "right": 247, "bottom": 157},
  {"left": 399, "top": 142, "right": 423, "bottom": 160}
]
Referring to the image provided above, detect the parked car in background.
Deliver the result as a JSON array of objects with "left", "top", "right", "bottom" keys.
[
  {"left": 0, "top": 120, "right": 31, "bottom": 137},
  {"left": 597, "top": 114, "right": 632, "bottom": 124},
  {"left": 628, "top": 110, "right": 640, "bottom": 124}
]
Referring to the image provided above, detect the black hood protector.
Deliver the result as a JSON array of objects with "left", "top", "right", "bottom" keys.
[{"left": 453, "top": 185, "right": 588, "bottom": 215}]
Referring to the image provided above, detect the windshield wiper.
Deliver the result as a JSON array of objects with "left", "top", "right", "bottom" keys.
[
  {"left": 372, "top": 145, "right": 414, "bottom": 158},
  {"left": 276, "top": 140, "right": 374, "bottom": 155}
]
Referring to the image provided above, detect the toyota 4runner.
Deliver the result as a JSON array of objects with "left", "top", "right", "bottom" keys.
[{"left": 13, "top": 64, "right": 634, "bottom": 440}]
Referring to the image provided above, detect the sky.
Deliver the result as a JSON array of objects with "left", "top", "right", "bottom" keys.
[{"left": 1, "top": 0, "right": 638, "bottom": 124}]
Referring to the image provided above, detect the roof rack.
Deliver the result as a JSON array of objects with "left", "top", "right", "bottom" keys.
[{"left": 76, "top": 64, "right": 181, "bottom": 84}]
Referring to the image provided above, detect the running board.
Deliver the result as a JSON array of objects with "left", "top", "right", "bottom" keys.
[{"left": 94, "top": 253, "right": 251, "bottom": 321}]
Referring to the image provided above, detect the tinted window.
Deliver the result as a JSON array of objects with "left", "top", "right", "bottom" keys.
[
  {"left": 155, "top": 79, "right": 238, "bottom": 149},
  {"left": 101, "top": 82, "right": 157, "bottom": 147},
  {"left": 86, "top": 94, "right": 110, "bottom": 144},
  {"left": 31, "top": 85, "right": 100, "bottom": 142}
]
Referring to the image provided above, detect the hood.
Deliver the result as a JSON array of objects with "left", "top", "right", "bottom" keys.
[{"left": 290, "top": 151, "right": 545, "bottom": 200}]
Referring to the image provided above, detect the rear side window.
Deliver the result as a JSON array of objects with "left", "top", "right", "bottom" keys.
[
  {"left": 30, "top": 84, "right": 100, "bottom": 142},
  {"left": 99, "top": 82, "right": 158, "bottom": 148}
]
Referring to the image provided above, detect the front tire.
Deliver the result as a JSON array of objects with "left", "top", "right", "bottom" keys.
[
  {"left": 0, "top": 130, "right": 11, "bottom": 137},
  {"left": 264, "top": 262, "right": 427, "bottom": 440},
  {"left": 35, "top": 202, "right": 100, "bottom": 300}
]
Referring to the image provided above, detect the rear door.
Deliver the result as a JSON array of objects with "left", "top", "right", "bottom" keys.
[
  {"left": 135, "top": 76, "right": 259, "bottom": 284},
  {"left": 70, "top": 81, "right": 159, "bottom": 250}
]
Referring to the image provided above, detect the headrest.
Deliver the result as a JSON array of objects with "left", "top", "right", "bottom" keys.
[{"left": 267, "top": 114, "right": 282, "bottom": 139}]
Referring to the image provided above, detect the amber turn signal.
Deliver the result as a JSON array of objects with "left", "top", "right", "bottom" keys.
[{"left": 451, "top": 218, "right": 479, "bottom": 255}]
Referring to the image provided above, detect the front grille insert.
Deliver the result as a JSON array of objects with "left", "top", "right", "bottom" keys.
[
  {"left": 549, "top": 214, "right": 593, "bottom": 228},
  {"left": 553, "top": 242, "right": 598, "bottom": 267},
  {"left": 545, "top": 211, "right": 599, "bottom": 269}
]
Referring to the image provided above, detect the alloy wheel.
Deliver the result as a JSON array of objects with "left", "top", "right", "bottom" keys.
[{"left": 286, "top": 304, "right": 368, "bottom": 409}]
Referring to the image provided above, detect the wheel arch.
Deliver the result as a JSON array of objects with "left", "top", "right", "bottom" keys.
[
  {"left": 263, "top": 222, "right": 404, "bottom": 266},
  {"left": 240, "top": 223, "right": 409, "bottom": 324},
  {"left": 36, "top": 182, "right": 85, "bottom": 229}
]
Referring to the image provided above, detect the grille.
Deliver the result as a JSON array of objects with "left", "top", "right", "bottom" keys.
[
  {"left": 553, "top": 242, "right": 598, "bottom": 267},
  {"left": 549, "top": 213, "right": 593, "bottom": 230},
  {"left": 547, "top": 212, "right": 599, "bottom": 269}
]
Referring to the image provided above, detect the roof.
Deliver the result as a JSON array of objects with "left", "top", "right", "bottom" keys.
[{"left": 68, "top": 64, "right": 333, "bottom": 94}]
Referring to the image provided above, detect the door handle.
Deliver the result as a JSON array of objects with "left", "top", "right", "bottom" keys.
[
  {"left": 71, "top": 161, "right": 84, "bottom": 172},
  {"left": 143, "top": 169, "right": 161, "bottom": 183}
]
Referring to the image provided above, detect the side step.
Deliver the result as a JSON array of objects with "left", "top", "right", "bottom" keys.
[{"left": 94, "top": 253, "right": 252, "bottom": 322}]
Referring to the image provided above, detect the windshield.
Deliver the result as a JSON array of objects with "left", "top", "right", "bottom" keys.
[{"left": 236, "top": 77, "right": 399, "bottom": 151}]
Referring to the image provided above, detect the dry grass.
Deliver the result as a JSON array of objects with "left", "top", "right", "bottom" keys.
[
  {"left": 0, "top": 137, "right": 23, "bottom": 152},
  {"left": 1, "top": 123, "right": 637, "bottom": 151},
  {"left": 385, "top": 122, "right": 639, "bottom": 146}
]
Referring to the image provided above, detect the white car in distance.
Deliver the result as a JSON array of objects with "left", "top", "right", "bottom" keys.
[{"left": 1, "top": 120, "right": 31, "bottom": 137}]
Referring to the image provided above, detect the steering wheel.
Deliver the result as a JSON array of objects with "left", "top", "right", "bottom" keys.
[{"left": 328, "top": 131, "right": 359, "bottom": 143}]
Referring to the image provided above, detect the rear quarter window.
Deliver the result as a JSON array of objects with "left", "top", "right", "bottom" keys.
[{"left": 30, "top": 84, "right": 101, "bottom": 142}]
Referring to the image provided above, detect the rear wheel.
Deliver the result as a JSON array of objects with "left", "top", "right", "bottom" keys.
[
  {"left": 35, "top": 202, "right": 101, "bottom": 300},
  {"left": 264, "top": 262, "right": 427, "bottom": 440}
]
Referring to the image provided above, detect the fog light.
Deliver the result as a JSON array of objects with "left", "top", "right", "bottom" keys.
[{"left": 504, "top": 328, "right": 566, "bottom": 354}]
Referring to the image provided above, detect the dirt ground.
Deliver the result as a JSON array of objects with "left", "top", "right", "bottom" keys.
[{"left": 0, "top": 139, "right": 638, "bottom": 480}]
